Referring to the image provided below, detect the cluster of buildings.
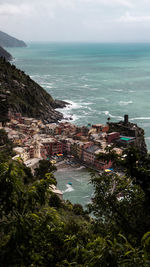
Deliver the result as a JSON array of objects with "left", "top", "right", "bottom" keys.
[{"left": 1, "top": 112, "right": 144, "bottom": 173}]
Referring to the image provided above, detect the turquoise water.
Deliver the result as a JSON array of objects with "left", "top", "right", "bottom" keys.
[
  {"left": 54, "top": 167, "right": 93, "bottom": 208},
  {"left": 7, "top": 42, "right": 150, "bottom": 205}
]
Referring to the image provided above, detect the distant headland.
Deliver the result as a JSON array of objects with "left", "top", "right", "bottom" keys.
[
  {"left": 0, "top": 30, "right": 27, "bottom": 61},
  {"left": 0, "top": 30, "right": 27, "bottom": 48}
]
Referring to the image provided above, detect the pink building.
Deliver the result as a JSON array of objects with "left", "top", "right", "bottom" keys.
[
  {"left": 40, "top": 138, "right": 63, "bottom": 157},
  {"left": 94, "top": 159, "right": 112, "bottom": 170}
]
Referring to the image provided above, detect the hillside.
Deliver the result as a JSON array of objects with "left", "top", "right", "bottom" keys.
[
  {"left": 0, "top": 57, "right": 67, "bottom": 124},
  {"left": 1, "top": 129, "right": 150, "bottom": 266},
  {"left": 0, "top": 30, "right": 27, "bottom": 47},
  {"left": 0, "top": 46, "right": 12, "bottom": 61}
]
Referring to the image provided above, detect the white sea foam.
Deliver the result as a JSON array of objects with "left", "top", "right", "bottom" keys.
[
  {"left": 130, "top": 117, "right": 150, "bottom": 121},
  {"left": 114, "top": 89, "right": 123, "bottom": 92},
  {"left": 64, "top": 100, "right": 82, "bottom": 109},
  {"left": 30, "top": 74, "right": 42, "bottom": 79},
  {"left": 119, "top": 101, "right": 133, "bottom": 106},
  {"left": 103, "top": 111, "right": 109, "bottom": 115},
  {"left": 43, "top": 74, "right": 51, "bottom": 78},
  {"left": 59, "top": 113, "right": 80, "bottom": 123},
  {"left": 76, "top": 166, "right": 85, "bottom": 170},
  {"left": 70, "top": 114, "right": 81, "bottom": 122},
  {"left": 80, "top": 102, "right": 93, "bottom": 106},
  {"left": 62, "top": 184, "right": 74, "bottom": 193},
  {"left": 45, "top": 85, "right": 53, "bottom": 89},
  {"left": 11, "top": 58, "right": 18, "bottom": 63},
  {"left": 108, "top": 88, "right": 123, "bottom": 92},
  {"left": 80, "top": 84, "right": 89, "bottom": 88},
  {"left": 109, "top": 114, "right": 123, "bottom": 120}
]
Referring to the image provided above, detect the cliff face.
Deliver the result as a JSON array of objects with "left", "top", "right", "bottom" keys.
[
  {"left": 0, "top": 57, "right": 67, "bottom": 124},
  {"left": 0, "top": 30, "right": 27, "bottom": 47},
  {"left": 0, "top": 46, "right": 12, "bottom": 61}
]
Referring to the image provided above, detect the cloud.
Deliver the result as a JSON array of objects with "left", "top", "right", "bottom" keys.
[
  {"left": 118, "top": 12, "right": 150, "bottom": 23},
  {"left": 95, "top": 0, "right": 133, "bottom": 8},
  {"left": 0, "top": 0, "right": 150, "bottom": 42},
  {"left": 114, "top": 0, "right": 133, "bottom": 8},
  {"left": 0, "top": 0, "right": 134, "bottom": 12},
  {"left": 0, "top": 3, "right": 31, "bottom": 15}
]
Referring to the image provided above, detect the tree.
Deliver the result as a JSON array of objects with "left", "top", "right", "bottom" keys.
[
  {"left": 88, "top": 170, "right": 150, "bottom": 245},
  {"left": 34, "top": 159, "right": 57, "bottom": 180}
]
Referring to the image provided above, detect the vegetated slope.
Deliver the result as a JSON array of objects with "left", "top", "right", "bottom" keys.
[
  {"left": 1, "top": 132, "right": 150, "bottom": 266},
  {"left": 0, "top": 30, "right": 27, "bottom": 47},
  {"left": 0, "top": 46, "right": 12, "bottom": 61},
  {"left": 0, "top": 57, "right": 67, "bottom": 123}
]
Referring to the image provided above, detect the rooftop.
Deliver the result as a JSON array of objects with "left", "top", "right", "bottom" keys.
[{"left": 86, "top": 145, "right": 100, "bottom": 153}]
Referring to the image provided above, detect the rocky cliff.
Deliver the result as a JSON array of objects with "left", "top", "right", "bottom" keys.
[
  {"left": 0, "top": 57, "right": 67, "bottom": 124},
  {"left": 0, "top": 30, "right": 27, "bottom": 47},
  {"left": 0, "top": 46, "right": 12, "bottom": 61}
]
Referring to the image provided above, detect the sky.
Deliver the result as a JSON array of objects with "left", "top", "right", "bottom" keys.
[{"left": 0, "top": 0, "right": 150, "bottom": 42}]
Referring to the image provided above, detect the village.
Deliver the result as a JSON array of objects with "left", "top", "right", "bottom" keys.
[{"left": 0, "top": 112, "right": 145, "bottom": 175}]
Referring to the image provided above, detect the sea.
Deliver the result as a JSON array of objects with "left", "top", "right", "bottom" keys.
[{"left": 7, "top": 42, "right": 150, "bottom": 207}]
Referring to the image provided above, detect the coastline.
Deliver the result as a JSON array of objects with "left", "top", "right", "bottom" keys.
[{"left": 55, "top": 158, "right": 85, "bottom": 171}]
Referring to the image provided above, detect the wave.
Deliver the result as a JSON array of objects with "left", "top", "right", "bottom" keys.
[
  {"left": 103, "top": 111, "right": 109, "bottom": 115},
  {"left": 62, "top": 184, "right": 74, "bottom": 193},
  {"left": 83, "top": 195, "right": 90, "bottom": 199},
  {"left": 63, "top": 100, "right": 82, "bottom": 110},
  {"left": 80, "top": 101, "right": 93, "bottom": 106},
  {"left": 108, "top": 88, "right": 123, "bottom": 92},
  {"left": 30, "top": 74, "right": 42, "bottom": 79},
  {"left": 130, "top": 117, "right": 150, "bottom": 121},
  {"left": 45, "top": 85, "right": 53, "bottom": 89},
  {"left": 109, "top": 113, "right": 123, "bottom": 120},
  {"left": 11, "top": 58, "right": 18, "bottom": 63},
  {"left": 76, "top": 166, "right": 86, "bottom": 171},
  {"left": 114, "top": 89, "right": 123, "bottom": 92},
  {"left": 43, "top": 74, "right": 51, "bottom": 78},
  {"left": 119, "top": 101, "right": 133, "bottom": 106},
  {"left": 102, "top": 111, "right": 123, "bottom": 120},
  {"left": 110, "top": 89, "right": 124, "bottom": 92},
  {"left": 80, "top": 84, "right": 89, "bottom": 88},
  {"left": 59, "top": 113, "right": 81, "bottom": 123}
]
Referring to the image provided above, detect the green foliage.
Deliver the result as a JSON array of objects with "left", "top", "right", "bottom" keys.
[
  {"left": 1, "top": 144, "right": 150, "bottom": 266},
  {"left": 0, "top": 129, "right": 14, "bottom": 161},
  {"left": 89, "top": 169, "right": 150, "bottom": 244},
  {"left": 34, "top": 159, "right": 57, "bottom": 180},
  {"left": 49, "top": 193, "right": 62, "bottom": 208}
]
